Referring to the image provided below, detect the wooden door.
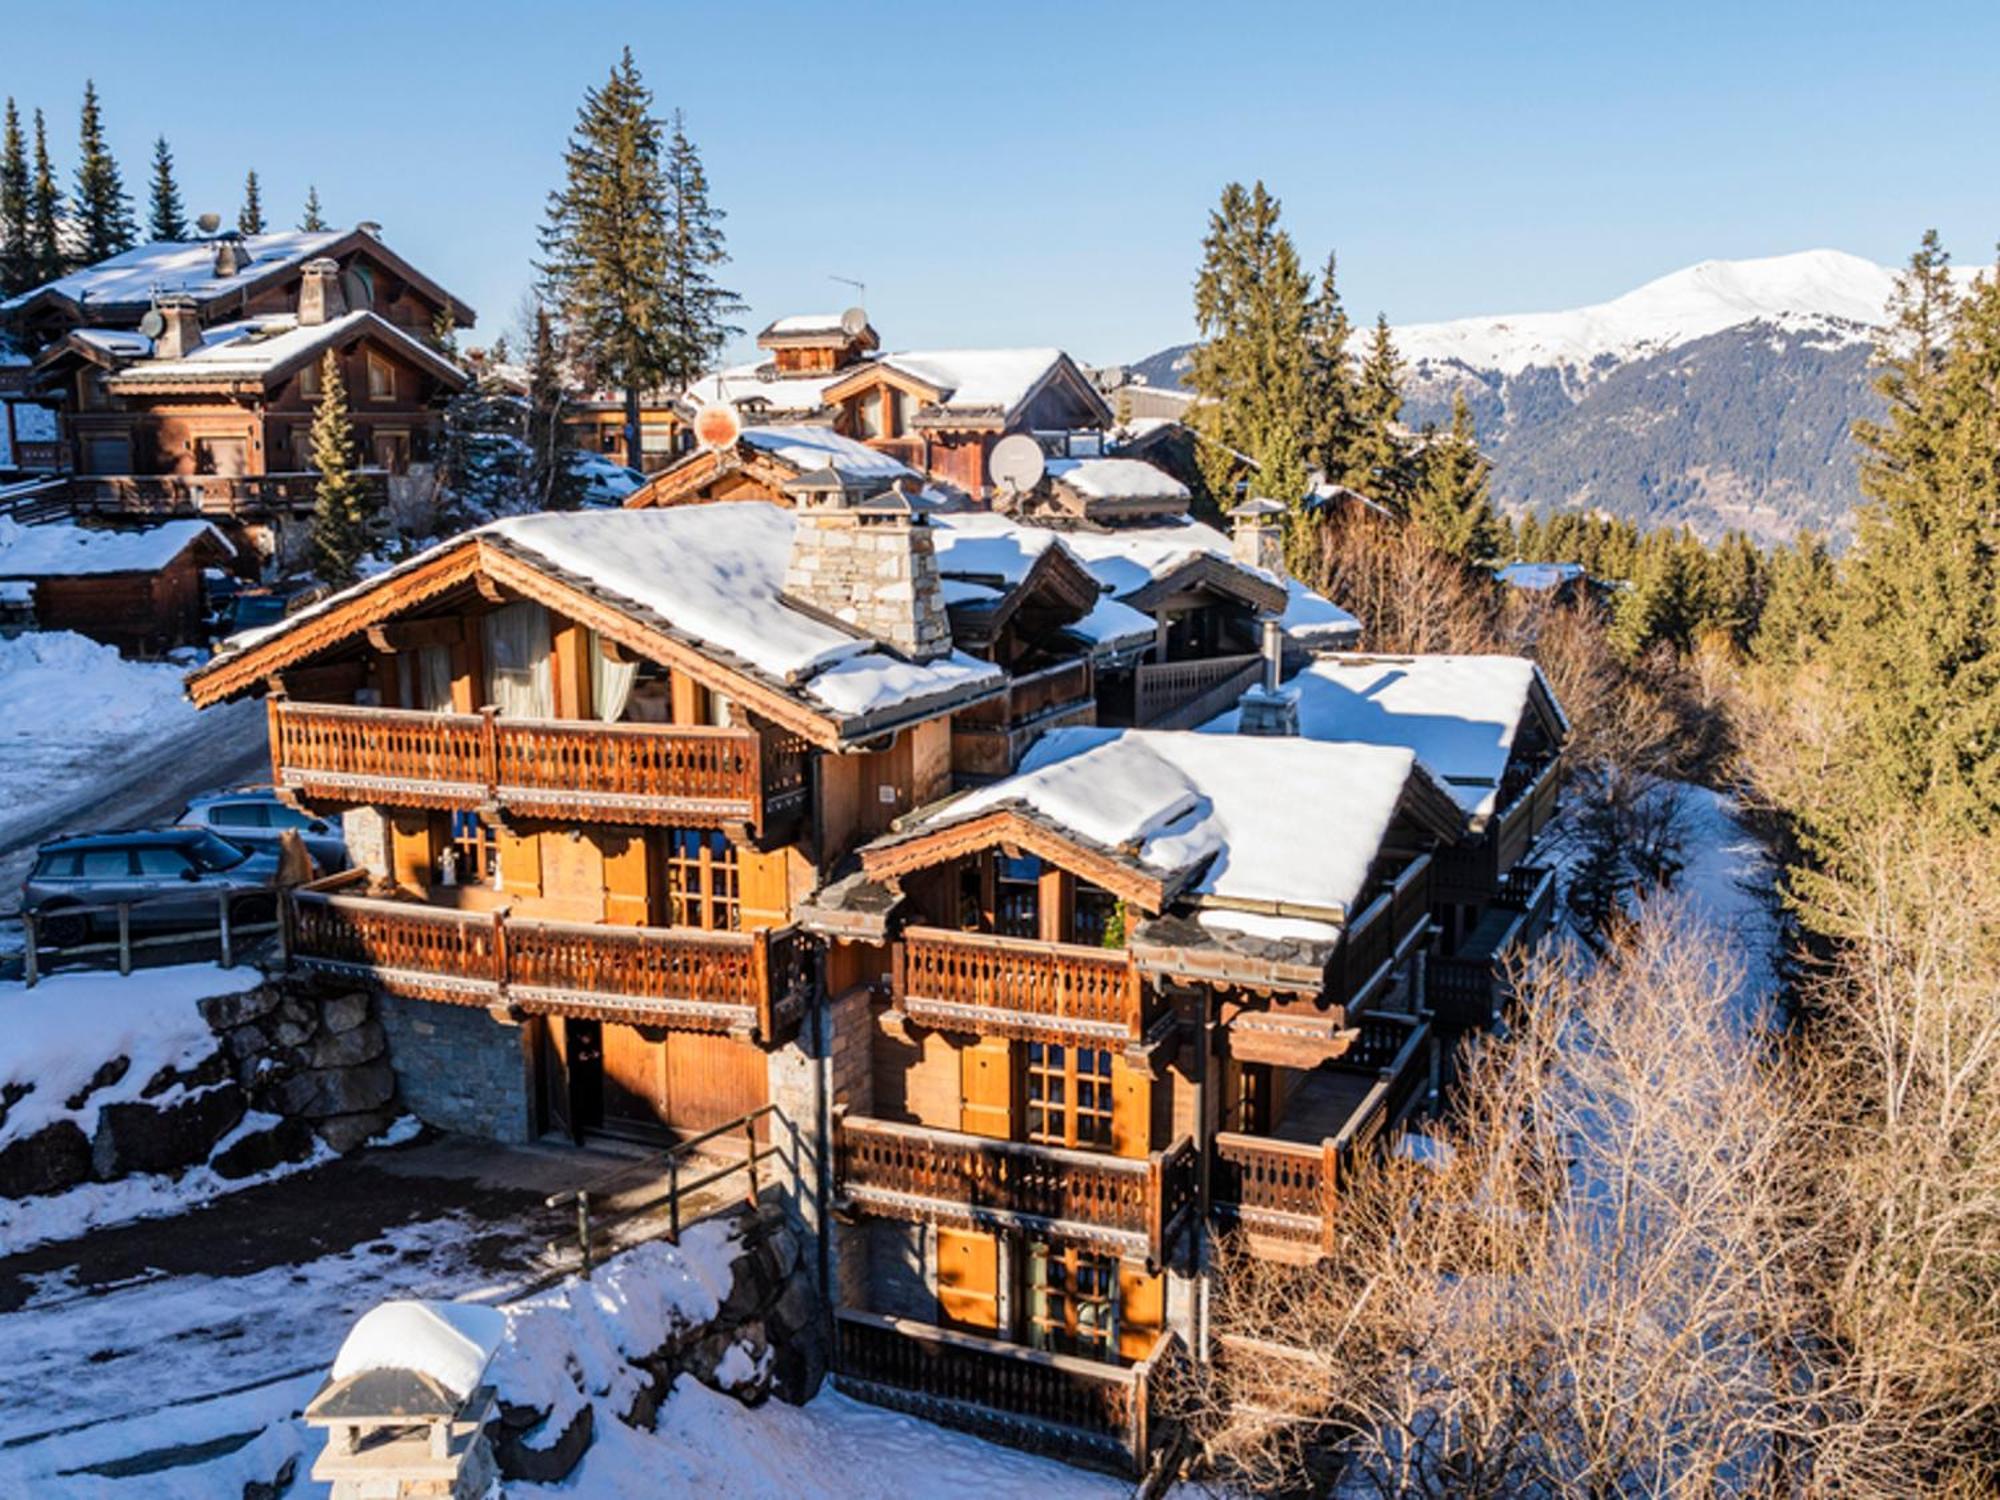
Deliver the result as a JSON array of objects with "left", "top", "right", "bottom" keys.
[
  {"left": 937, "top": 1228, "right": 1000, "bottom": 1333},
  {"left": 960, "top": 1036, "right": 1014, "bottom": 1140},
  {"left": 540, "top": 1016, "right": 579, "bottom": 1143},
  {"left": 599, "top": 1022, "right": 669, "bottom": 1142},
  {"left": 663, "top": 1031, "right": 768, "bottom": 1135}
]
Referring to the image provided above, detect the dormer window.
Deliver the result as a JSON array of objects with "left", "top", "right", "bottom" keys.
[
  {"left": 366, "top": 352, "right": 395, "bottom": 402},
  {"left": 300, "top": 360, "right": 321, "bottom": 399}
]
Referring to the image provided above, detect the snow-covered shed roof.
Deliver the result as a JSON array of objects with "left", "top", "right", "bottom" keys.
[
  {"left": 103, "top": 310, "right": 467, "bottom": 392},
  {"left": 321, "top": 1299, "right": 505, "bottom": 1414},
  {"left": 0, "top": 517, "right": 231, "bottom": 577},
  {"left": 196, "top": 503, "right": 1002, "bottom": 739},
  {"left": 916, "top": 727, "right": 1432, "bottom": 925},
  {"left": 1206, "top": 653, "right": 1561, "bottom": 820}
]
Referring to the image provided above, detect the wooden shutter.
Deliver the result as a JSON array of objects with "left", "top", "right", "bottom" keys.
[
  {"left": 1117, "top": 1260, "right": 1164, "bottom": 1362},
  {"left": 601, "top": 831, "right": 649, "bottom": 927},
  {"left": 389, "top": 812, "right": 435, "bottom": 896},
  {"left": 960, "top": 1036, "right": 1014, "bottom": 1140},
  {"left": 497, "top": 827, "right": 540, "bottom": 899},
  {"left": 936, "top": 1227, "right": 1000, "bottom": 1333},
  {"left": 1111, "top": 1053, "right": 1151, "bottom": 1159}
]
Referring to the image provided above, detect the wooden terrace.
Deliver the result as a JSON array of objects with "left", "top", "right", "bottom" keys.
[{"left": 889, "top": 925, "right": 1165, "bottom": 1046}]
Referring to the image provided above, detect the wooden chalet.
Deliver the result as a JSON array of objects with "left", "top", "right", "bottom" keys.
[
  {"left": 626, "top": 424, "right": 921, "bottom": 510},
  {"left": 803, "top": 726, "right": 1463, "bottom": 1472},
  {"left": 0, "top": 517, "right": 236, "bottom": 651},
  {"left": 1212, "top": 652, "right": 1567, "bottom": 1031},
  {"left": 0, "top": 227, "right": 472, "bottom": 516},
  {"left": 186, "top": 498, "right": 1004, "bottom": 1150}
]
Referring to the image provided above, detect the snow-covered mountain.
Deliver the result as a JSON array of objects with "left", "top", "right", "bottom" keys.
[{"left": 1131, "top": 250, "right": 1984, "bottom": 543}]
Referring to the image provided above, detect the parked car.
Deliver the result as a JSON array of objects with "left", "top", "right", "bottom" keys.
[
  {"left": 574, "top": 453, "right": 647, "bottom": 505},
  {"left": 228, "top": 582, "right": 327, "bottom": 636},
  {"left": 22, "top": 828, "right": 282, "bottom": 947},
  {"left": 178, "top": 787, "right": 349, "bottom": 872}
]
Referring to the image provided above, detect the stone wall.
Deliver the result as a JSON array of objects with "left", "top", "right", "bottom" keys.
[
  {"left": 376, "top": 992, "right": 536, "bottom": 1145},
  {"left": 781, "top": 509, "right": 952, "bottom": 662}
]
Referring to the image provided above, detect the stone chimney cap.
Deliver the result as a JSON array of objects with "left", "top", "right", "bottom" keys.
[
  {"left": 155, "top": 291, "right": 199, "bottom": 311},
  {"left": 357, "top": 221, "right": 383, "bottom": 238},
  {"left": 302, "top": 256, "right": 340, "bottom": 274},
  {"left": 851, "top": 483, "right": 926, "bottom": 518},
  {"left": 1231, "top": 497, "right": 1286, "bottom": 520},
  {"left": 781, "top": 466, "right": 859, "bottom": 500}
]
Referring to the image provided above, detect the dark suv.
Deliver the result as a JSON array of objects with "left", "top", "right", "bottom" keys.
[{"left": 22, "top": 829, "right": 282, "bottom": 947}]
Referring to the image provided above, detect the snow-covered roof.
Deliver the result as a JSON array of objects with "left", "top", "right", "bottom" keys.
[
  {"left": 1045, "top": 456, "right": 1189, "bottom": 504},
  {"left": 329, "top": 1299, "right": 505, "bottom": 1405},
  {"left": 1207, "top": 653, "right": 1547, "bottom": 819},
  {"left": 71, "top": 328, "right": 154, "bottom": 360},
  {"left": 213, "top": 503, "right": 1001, "bottom": 728},
  {"left": 760, "top": 313, "right": 852, "bottom": 338},
  {"left": 737, "top": 424, "right": 915, "bottom": 482},
  {"left": 0, "top": 231, "right": 347, "bottom": 315},
  {"left": 105, "top": 309, "right": 465, "bottom": 390},
  {"left": 1064, "top": 594, "right": 1156, "bottom": 651},
  {"left": 932, "top": 727, "right": 1419, "bottom": 921},
  {"left": 690, "top": 362, "right": 840, "bottom": 416},
  {"left": 0, "top": 517, "right": 230, "bottom": 576},
  {"left": 1497, "top": 561, "right": 1587, "bottom": 590},
  {"left": 865, "top": 347, "right": 1067, "bottom": 416}
]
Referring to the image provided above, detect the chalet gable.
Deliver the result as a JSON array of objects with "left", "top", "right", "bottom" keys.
[
  {"left": 823, "top": 349, "right": 1114, "bottom": 434},
  {"left": 626, "top": 424, "right": 918, "bottom": 511},
  {"left": 97, "top": 310, "right": 467, "bottom": 398}
]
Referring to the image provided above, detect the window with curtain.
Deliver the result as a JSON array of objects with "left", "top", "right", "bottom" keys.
[
  {"left": 589, "top": 631, "right": 638, "bottom": 723},
  {"left": 397, "top": 642, "right": 453, "bottom": 712},
  {"left": 482, "top": 600, "right": 551, "bottom": 718}
]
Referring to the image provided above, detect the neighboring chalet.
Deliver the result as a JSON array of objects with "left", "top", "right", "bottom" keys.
[
  {"left": 0, "top": 517, "right": 235, "bottom": 651},
  {"left": 0, "top": 226, "right": 472, "bottom": 518},
  {"left": 1, "top": 330, "right": 61, "bottom": 478},
  {"left": 626, "top": 423, "right": 921, "bottom": 510},
  {"left": 805, "top": 724, "right": 1461, "bottom": 1471},
  {"left": 187, "top": 495, "right": 1004, "bottom": 1149},
  {"left": 1209, "top": 652, "right": 1566, "bottom": 1031}
]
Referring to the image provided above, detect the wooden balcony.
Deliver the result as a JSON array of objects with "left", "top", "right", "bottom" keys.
[
  {"left": 270, "top": 698, "right": 810, "bottom": 838},
  {"left": 1436, "top": 756, "right": 1562, "bottom": 901},
  {"left": 1214, "top": 1015, "right": 1431, "bottom": 1258},
  {"left": 62, "top": 469, "right": 384, "bottom": 519},
  {"left": 1133, "top": 652, "right": 1262, "bottom": 730},
  {"left": 1428, "top": 862, "right": 1558, "bottom": 1030},
  {"left": 836, "top": 1115, "right": 1198, "bottom": 1265},
  {"left": 833, "top": 1310, "right": 1183, "bottom": 1475},
  {"left": 891, "top": 925, "right": 1158, "bottom": 1045},
  {"left": 286, "top": 876, "right": 808, "bottom": 1042},
  {"left": 1331, "top": 853, "right": 1434, "bottom": 1009},
  {"left": 951, "top": 658, "right": 1095, "bottom": 781}
]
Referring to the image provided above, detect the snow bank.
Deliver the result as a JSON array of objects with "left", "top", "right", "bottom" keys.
[
  {"left": 332, "top": 1300, "right": 505, "bottom": 1401},
  {"left": 0, "top": 629, "right": 197, "bottom": 745}
]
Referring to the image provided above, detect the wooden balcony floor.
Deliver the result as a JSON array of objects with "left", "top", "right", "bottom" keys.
[
  {"left": 1271, "top": 1066, "right": 1380, "bottom": 1146},
  {"left": 1456, "top": 901, "right": 1529, "bottom": 963}
]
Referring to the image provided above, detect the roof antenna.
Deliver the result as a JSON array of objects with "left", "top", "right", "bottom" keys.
[{"left": 828, "top": 273, "right": 865, "bottom": 308}]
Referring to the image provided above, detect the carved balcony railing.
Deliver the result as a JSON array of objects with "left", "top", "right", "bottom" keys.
[
  {"left": 63, "top": 469, "right": 386, "bottom": 519},
  {"left": 835, "top": 1115, "right": 1197, "bottom": 1265},
  {"left": 951, "top": 657, "right": 1096, "bottom": 781},
  {"left": 833, "top": 1311, "right": 1183, "bottom": 1475},
  {"left": 285, "top": 876, "right": 807, "bottom": 1041},
  {"left": 891, "top": 925, "right": 1157, "bottom": 1045},
  {"left": 1132, "top": 652, "right": 1262, "bottom": 730},
  {"left": 1436, "top": 757, "right": 1562, "bottom": 901},
  {"left": 1332, "top": 853, "right": 1434, "bottom": 1009},
  {"left": 270, "top": 698, "right": 810, "bottom": 838},
  {"left": 1428, "top": 863, "right": 1558, "bottom": 1030}
]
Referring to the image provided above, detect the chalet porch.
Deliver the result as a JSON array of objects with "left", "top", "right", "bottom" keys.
[
  {"left": 948, "top": 657, "right": 1096, "bottom": 782},
  {"left": 1428, "top": 863, "right": 1558, "bottom": 1030},
  {"left": 284, "top": 872, "right": 809, "bottom": 1044},
  {"left": 1434, "top": 757, "right": 1562, "bottom": 903},
  {"left": 57, "top": 469, "right": 388, "bottom": 520},
  {"left": 269, "top": 699, "right": 810, "bottom": 842}
]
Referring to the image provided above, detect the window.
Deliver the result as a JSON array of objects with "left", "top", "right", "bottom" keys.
[
  {"left": 79, "top": 848, "right": 133, "bottom": 878},
  {"left": 33, "top": 851, "right": 82, "bottom": 879},
  {"left": 664, "top": 829, "right": 739, "bottom": 930},
  {"left": 1024, "top": 1042, "right": 1115, "bottom": 1151},
  {"left": 187, "top": 832, "right": 250, "bottom": 870},
  {"left": 397, "top": 642, "right": 454, "bottom": 712},
  {"left": 1025, "top": 1242, "right": 1119, "bottom": 1360},
  {"left": 210, "top": 803, "right": 271, "bottom": 829},
  {"left": 482, "top": 600, "right": 552, "bottom": 718},
  {"left": 195, "top": 437, "right": 248, "bottom": 477},
  {"left": 366, "top": 352, "right": 395, "bottom": 402},
  {"left": 299, "top": 360, "right": 321, "bottom": 399},
  {"left": 850, "top": 390, "right": 884, "bottom": 440},
  {"left": 1073, "top": 880, "right": 1120, "bottom": 947},
  {"left": 449, "top": 811, "right": 500, "bottom": 886},
  {"left": 994, "top": 853, "right": 1041, "bottom": 938},
  {"left": 134, "top": 846, "right": 193, "bottom": 877},
  {"left": 888, "top": 387, "right": 912, "bottom": 436}
]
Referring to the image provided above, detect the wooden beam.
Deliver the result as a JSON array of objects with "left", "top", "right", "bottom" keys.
[{"left": 365, "top": 616, "right": 463, "bottom": 654}]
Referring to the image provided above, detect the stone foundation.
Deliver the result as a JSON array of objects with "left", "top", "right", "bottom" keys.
[{"left": 376, "top": 992, "right": 536, "bottom": 1144}]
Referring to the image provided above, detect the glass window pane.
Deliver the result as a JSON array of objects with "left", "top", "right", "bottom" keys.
[{"left": 80, "top": 849, "right": 132, "bottom": 876}]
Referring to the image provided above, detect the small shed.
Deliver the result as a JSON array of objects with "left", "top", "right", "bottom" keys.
[
  {"left": 0, "top": 518, "right": 236, "bottom": 651},
  {"left": 306, "top": 1298, "right": 505, "bottom": 1500}
]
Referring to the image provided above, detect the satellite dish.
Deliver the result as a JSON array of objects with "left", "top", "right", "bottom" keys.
[
  {"left": 988, "top": 433, "right": 1046, "bottom": 496},
  {"left": 693, "top": 402, "right": 742, "bottom": 451},
  {"left": 194, "top": 211, "right": 221, "bottom": 235},
  {"left": 138, "top": 309, "right": 166, "bottom": 339},
  {"left": 839, "top": 306, "right": 869, "bottom": 338}
]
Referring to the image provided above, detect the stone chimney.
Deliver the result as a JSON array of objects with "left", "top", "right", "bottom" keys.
[
  {"left": 211, "top": 230, "right": 248, "bottom": 279},
  {"left": 154, "top": 294, "right": 202, "bottom": 360},
  {"left": 1230, "top": 496, "right": 1287, "bottom": 578},
  {"left": 1235, "top": 616, "right": 1299, "bottom": 736},
  {"left": 298, "top": 258, "right": 346, "bottom": 327},
  {"left": 782, "top": 477, "right": 953, "bottom": 663}
]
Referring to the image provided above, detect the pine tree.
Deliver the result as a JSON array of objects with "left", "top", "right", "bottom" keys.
[
  {"left": 72, "top": 80, "right": 135, "bottom": 263},
  {"left": 1186, "top": 180, "right": 1314, "bottom": 531},
  {"left": 538, "top": 48, "right": 677, "bottom": 469},
  {"left": 27, "top": 109, "right": 64, "bottom": 283},
  {"left": 526, "top": 303, "right": 587, "bottom": 512},
  {"left": 658, "top": 109, "right": 744, "bottom": 393},
  {"left": 307, "top": 352, "right": 377, "bottom": 585},
  {"left": 1303, "top": 249, "right": 1359, "bottom": 483},
  {"left": 238, "top": 169, "right": 264, "bottom": 234},
  {"left": 1347, "top": 315, "right": 1410, "bottom": 505},
  {"left": 299, "top": 184, "right": 325, "bottom": 232},
  {"left": 0, "top": 100, "right": 30, "bottom": 295},
  {"left": 1752, "top": 531, "right": 1836, "bottom": 668},
  {"left": 147, "top": 135, "right": 186, "bottom": 241},
  {"left": 1829, "top": 237, "right": 2000, "bottom": 827},
  {"left": 1409, "top": 390, "right": 1500, "bottom": 562}
]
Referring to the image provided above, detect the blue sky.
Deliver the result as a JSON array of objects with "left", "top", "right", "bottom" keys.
[{"left": 5, "top": 1, "right": 1996, "bottom": 364}]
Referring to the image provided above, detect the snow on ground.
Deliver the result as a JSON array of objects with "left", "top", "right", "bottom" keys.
[
  {"left": 0, "top": 631, "right": 199, "bottom": 829},
  {"left": 1668, "top": 782, "right": 1782, "bottom": 1024}
]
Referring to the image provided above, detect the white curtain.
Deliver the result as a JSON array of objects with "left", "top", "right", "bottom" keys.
[
  {"left": 590, "top": 631, "right": 639, "bottom": 723},
  {"left": 482, "top": 600, "right": 552, "bottom": 718},
  {"left": 398, "top": 643, "right": 453, "bottom": 712}
]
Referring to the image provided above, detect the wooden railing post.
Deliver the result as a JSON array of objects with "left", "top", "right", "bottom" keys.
[
  {"left": 1320, "top": 1139, "right": 1340, "bottom": 1256},
  {"left": 491, "top": 904, "right": 511, "bottom": 998},
  {"left": 667, "top": 1153, "right": 682, "bottom": 1243},
  {"left": 116, "top": 903, "right": 132, "bottom": 976},
  {"left": 266, "top": 694, "right": 287, "bottom": 792},
  {"left": 744, "top": 1117, "right": 760, "bottom": 1205},
  {"left": 22, "top": 913, "right": 38, "bottom": 989},
  {"left": 478, "top": 705, "right": 500, "bottom": 801},
  {"left": 752, "top": 930, "right": 773, "bottom": 1043},
  {"left": 1146, "top": 1152, "right": 1165, "bottom": 1264},
  {"left": 576, "top": 1190, "right": 593, "bottom": 1279},
  {"left": 217, "top": 891, "right": 234, "bottom": 969}
]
